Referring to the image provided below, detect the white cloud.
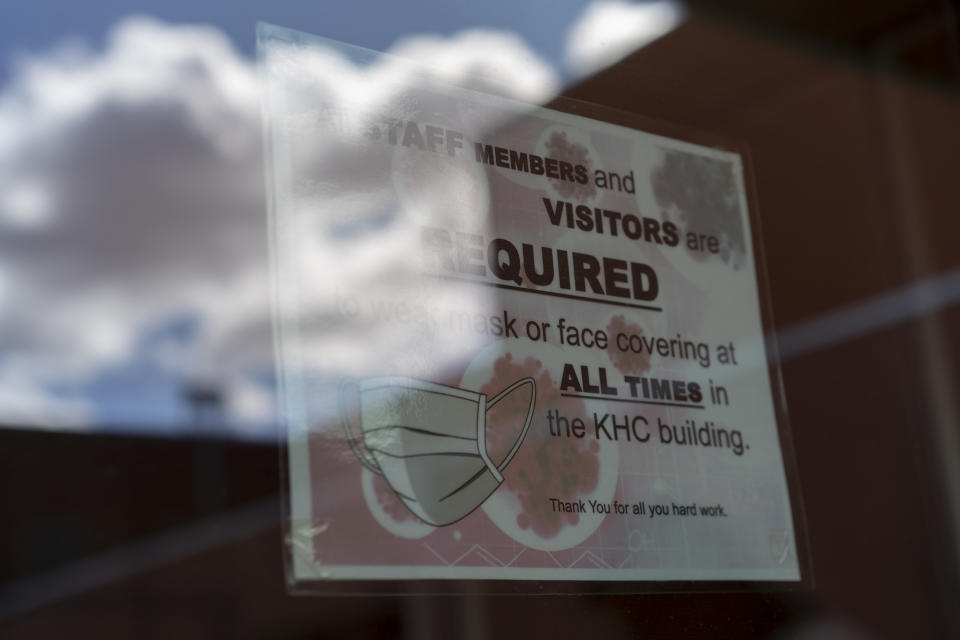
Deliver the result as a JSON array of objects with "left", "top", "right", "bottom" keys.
[
  {"left": 390, "top": 30, "right": 559, "bottom": 104},
  {"left": 0, "top": 16, "right": 559, "bottom": 435},
  {"left": 1, "top": 181, "right": 54, "bottom": 228},
  {"left": 566, "top": 0, "right": 685, "bottom": 77},
  {"left": 0, "top": 16, "right": 263, "bottom": 372},
  {"left": 0, "top": 364, "right": 94, "bottom": 430},
  {"left": 224, "top": 375, "right": 276, "bottom": 435}
]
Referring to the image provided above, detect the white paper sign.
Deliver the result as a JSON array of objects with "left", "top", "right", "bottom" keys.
[{"left": 261, "top": 23, "right": 803, "bottom": 585}]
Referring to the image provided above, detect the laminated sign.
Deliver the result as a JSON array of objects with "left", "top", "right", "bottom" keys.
[{"left": 260, "top": 23, "right": 806, "bottom": 588}]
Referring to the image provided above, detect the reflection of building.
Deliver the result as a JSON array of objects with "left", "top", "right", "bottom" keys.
[{"left": 2, "top": 4, "right": 959, "bottom": 636}]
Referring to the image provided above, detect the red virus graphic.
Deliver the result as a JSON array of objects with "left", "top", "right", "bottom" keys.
[
  {"left": 545, "top": 131, "right": 596, "bottom": 201},
  {"left": 480, "top": 352, "right": 599, "bottom": 538},
  {"left": 605, "top": 314, "right": 652, "bottom": 376}
]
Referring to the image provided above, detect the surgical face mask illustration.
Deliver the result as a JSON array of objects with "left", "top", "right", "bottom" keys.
[{"left": 341, "top": 377, "right": 536, "bottom": 527}]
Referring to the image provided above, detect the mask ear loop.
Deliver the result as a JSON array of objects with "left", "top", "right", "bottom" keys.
[
  {"left": 486, "top": 377, "right": 536, "bottom": 472},
  {"left": 340, "top": 379, "right": 383, "bottom": 475}
]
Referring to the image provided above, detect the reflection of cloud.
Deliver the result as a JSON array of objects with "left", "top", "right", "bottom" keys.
[
  {"left": 0, "top": 366, "right": 93, "bottom": 430},
  {"left": 651, "top": 148, "right": 746, "bottom": 267},
  {"left": 0, "top": 17, "right": 558, "bottom": 434},
  {"left": 0, "top": 17, "right": 265, "bottom": 430},
  {"left": 566, "top": 0, "right": 684, "bottom": 77},
  {"left": 261, "top": 25, "right": 562, "bottom": 385},
  {"left": 225, "top": 376, "right": 276, "bottom": 432},
  {"left": 390, "top": 30, "right": 558, "bottom": 104}
]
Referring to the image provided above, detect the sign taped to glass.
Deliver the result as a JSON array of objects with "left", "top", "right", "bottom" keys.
[{"left": 260, "top": 22, "right": 807, "bottom": 587}]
